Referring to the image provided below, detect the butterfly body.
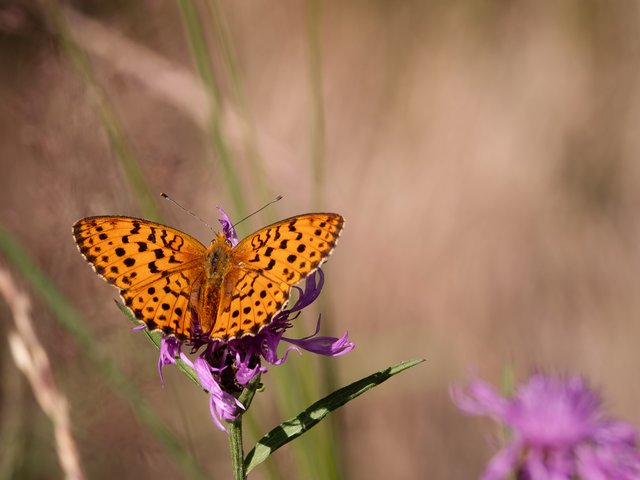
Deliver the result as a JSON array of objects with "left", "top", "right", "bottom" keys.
[
  {"left": 199, "top": 233, "right": 235, "bottom": 334},
  {"left": 73, "top": 213, "right": 344, "bottom": 342}
]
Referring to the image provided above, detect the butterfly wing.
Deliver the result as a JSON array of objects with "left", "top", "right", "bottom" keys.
[
  {"left": 212, "top": 213, "right": 344, "bottom": 340},
  {"left": 73, "top": 216, "right": 207, "bottom": 339}
]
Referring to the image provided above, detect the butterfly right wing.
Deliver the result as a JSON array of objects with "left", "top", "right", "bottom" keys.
[{"left": 73, "top": 216, "right": 207, "bottom": 339}]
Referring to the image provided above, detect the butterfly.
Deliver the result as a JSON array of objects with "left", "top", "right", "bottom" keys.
[{"left": 72, "top": 213, "right": 344, "bottom": 341}]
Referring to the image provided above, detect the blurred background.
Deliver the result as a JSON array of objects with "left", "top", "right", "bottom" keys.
[{"left": 1, "top": 1, "right": 640, "bottom": 478}]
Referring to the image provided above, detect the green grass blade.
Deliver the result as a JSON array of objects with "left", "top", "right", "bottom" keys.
[
  {"left": 0, "top": 224, "right": 207, "bottom": 479},
  {"left": 177, "top": 0, "right": 248, "bottom": 224},
  {"left": 499, "top": 365, "right": 516, "bottom": 445},
  {"left": 47, "top": 3, "right": 161, "bottom": 221},
  {"left": 205, "top": 0, "right": 275, "bottom": 216},
  {"left": 306, "top": 0, "right": 326, "bottom": 208},
  {"left": 178, "top": 0, "right": 218, "bottom": 100},
  {"left": 244, "top": 358, "right": 425, "bottom": 474},
  {"left": 115, "top": 302, "right": 200, "bottom": 386},
  {"left": 298, "top": 2, "right": 341, "bottom": 477}
]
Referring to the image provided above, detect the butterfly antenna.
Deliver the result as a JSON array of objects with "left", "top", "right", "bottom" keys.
[
  {"left": 231, "top": 195, "right": 283, "bottom": 229},
  {"left": 160, "top": 193, "right": 215, "bottom": 231}
]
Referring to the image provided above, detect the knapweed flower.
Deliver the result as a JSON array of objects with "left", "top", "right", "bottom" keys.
[
  {"left": 154, "top": 207, "right": 354, "bottom": 431},
  {"left": 452, "top": 373, "right": 640, "bottom": 479}
]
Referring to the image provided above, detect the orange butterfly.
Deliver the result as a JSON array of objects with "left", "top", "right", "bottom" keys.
[{"left": 72, "top": 213, "right": 344, "bottom": 342}]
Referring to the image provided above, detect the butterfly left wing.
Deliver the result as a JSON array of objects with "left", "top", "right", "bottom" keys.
[
  {"left": 72, "top": 216, "right": 207, "bottom": 339},
  {"left": 212, "top": 213, "right": 344, "bottom": 340}
]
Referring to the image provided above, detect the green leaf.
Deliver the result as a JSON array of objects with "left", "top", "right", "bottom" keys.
[{"left": 244, "top": 358, "right": 425, "bottom": 473}]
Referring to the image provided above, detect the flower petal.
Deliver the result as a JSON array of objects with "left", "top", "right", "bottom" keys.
[
  {"left": 594, "top": 420, "right": 638, "bottom": 446},
  {"left": 216, "top": 206, "right": 238, "bottom": 246},
  {"left": 283, "top": 330, "right": 355, "bottom": 357},
  {"left": 193, "top": 355, "right": 244, "bottom": 431},
  {"left": 234, "top": 351, "right": 264, "bottom": 385},
  {"left": 450, "top": 379, "right": 508, "bottom": 418},
  {"left": 481, "top": 440, "right": 522, "bottom": 480},
  {"left": 275, "top": 269, "right": 325, "bottom": 320},
  {"left": 157, "top": 336, "right": 181, "bottom": 385}
]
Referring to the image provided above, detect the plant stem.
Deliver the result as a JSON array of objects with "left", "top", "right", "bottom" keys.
[
  {"left": 227, "top": 374, "right": 262, "bottom": 480},
  {"left": 228, "top": 416, "right": 246, "bottom": 480}
]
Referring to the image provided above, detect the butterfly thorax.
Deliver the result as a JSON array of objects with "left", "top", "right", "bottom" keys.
[{"left": 204, "top": 233, "right": 233, "bottom": 281}]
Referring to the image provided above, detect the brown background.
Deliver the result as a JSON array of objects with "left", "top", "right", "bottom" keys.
[{"left": 1, "top": 1, "right": 640, "bottom": 478}]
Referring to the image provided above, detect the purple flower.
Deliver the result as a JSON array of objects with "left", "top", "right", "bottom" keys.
[
  {"left": 152, "top": 207, "right": 354, "bottom": 431},
  {"left": 452, "top": 373, "right": 640, "bottom": 479},
  {"left": 216, "top": 206, "right": 238, "bottom": 247},
  {"left": 192, "top": 356, "right": 244, "bottom": 431}
]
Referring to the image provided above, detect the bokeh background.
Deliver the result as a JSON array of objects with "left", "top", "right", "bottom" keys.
[{"left": 1, "top": 1, "right": 640, "bottom": 478}]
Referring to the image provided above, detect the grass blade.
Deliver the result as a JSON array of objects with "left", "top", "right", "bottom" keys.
[
  {"left": 205, "top": 0, "right": 275, "bottom": 215},
  {"left": 46, "top": 3, "right": 162, "bottom": 221},
  {"left": 115, "top": 301, "right": 200, "bottom": 386},
  {"left": 307, "top": 0, "right": 326, "bottom": 208},
  {"left": 177, "top": 0, "right": 248, "bottom": 223}
]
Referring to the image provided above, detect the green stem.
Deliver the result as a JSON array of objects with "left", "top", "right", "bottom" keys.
[
  {"left": 228, "top": 374, "right": 261, "bottom": 480},
  {"left": 228, "top": 417, "right": 246, "bottom": 480}
]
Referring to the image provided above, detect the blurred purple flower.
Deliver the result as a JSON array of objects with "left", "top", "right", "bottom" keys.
[
  {"left": 153, "top": 207, "right": 353, "bottom": 431},
  {"left": 452, "top": 373, "right": 640, "bottom": 480}
]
